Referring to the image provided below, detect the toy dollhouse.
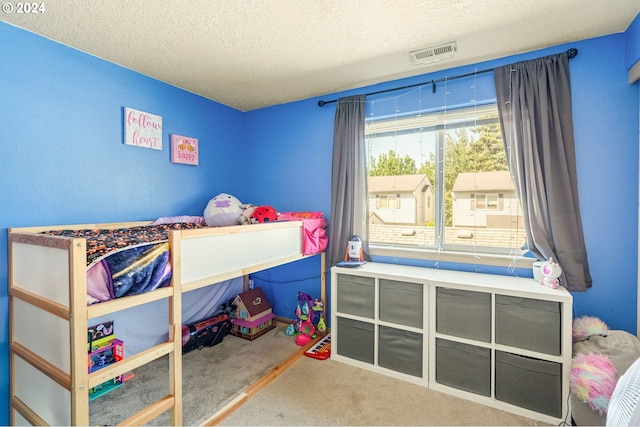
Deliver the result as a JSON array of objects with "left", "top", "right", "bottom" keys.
[
  {"left": 87, "top": 321, "right": 133, "bottom": 400},
  {"left": 229, "top": 288, "right": 276, "bottom": 340}
]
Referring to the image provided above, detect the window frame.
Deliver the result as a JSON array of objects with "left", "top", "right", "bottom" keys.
[{"left": 365, "top": 103, "right": 531, "bottom": 267}]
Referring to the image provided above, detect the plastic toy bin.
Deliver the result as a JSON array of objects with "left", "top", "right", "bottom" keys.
[
  {"left": 436, "top": 287, "right": 491, "bottom": 342},
  {"left": 435, "top": 338, "right": 491, "bottom": 396},
  {"left": 495, "top": 295, "right": 561, "bottom": 355},
  {"left": 495, "top": 351, "right": 562, "bottom": 418},
  {"left": 336, "top": 317, "right": 374, "bottom": 364},
  {"left": 378, "top": 326, "right": 423, "bottom": 377},
  {"left": 379, "top": 279, "right": 423, "bottom": 328},
  {"left": 336, "top": 274, "right": 375, "bottom": 319}
]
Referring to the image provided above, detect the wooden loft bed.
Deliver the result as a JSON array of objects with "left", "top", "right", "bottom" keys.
[{"left": 9, "top": 220, "right": 326, "bottom": 426}]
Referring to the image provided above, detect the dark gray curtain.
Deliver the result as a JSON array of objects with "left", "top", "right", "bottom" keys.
[
  {"left": 494, "top": 52, "right": 591, "bottom": 291},
  {"left": 328, "top": 95, "right": 370, "bottom": 266}
]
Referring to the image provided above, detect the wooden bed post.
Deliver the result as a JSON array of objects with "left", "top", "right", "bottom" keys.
[
  {"left": 70, "top": 238, "right": 90, "bottom": 426},
  {"left": 168, "top": 230, "right": 183, "bottom": 426}
]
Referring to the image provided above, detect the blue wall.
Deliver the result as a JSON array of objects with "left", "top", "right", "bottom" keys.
[
  {"left": 0, "top": 22, "right": 246, "bottom": 424},
  {"left": 248, "top": 32, "right": 639, "bottom": 339},
  {"left": 1, "top": 17, "right": 639, "bottom": 425}
]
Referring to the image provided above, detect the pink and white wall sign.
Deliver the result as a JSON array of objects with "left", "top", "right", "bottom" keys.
[
  {"left": 124, "top": 107, "right": 163, "bottom": 150},
  {"left": 170, "top": 134, "right": 199, "bottom": 165}
]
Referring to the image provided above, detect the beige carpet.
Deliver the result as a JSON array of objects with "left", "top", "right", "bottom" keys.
[
  {"left": 89, "top": 326, "right": 299, "bottom": 426},
  {"left": 88, "top": 326, "right": 549, "bottom": 426},
  {"left": 219, "top": 356, "right": 547, "bottom": 426}
]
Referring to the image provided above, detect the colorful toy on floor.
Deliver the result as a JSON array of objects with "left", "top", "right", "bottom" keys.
[
  {"left": 87, "top": 321, "right": 134, "bottom": 400},
  {"left": 316, "top": 315, "right": 326, "bottom": 333},
  {"left": 295, "top": 333, "right": 312, "bottom": 346},
  {"left": 88, "top": 320, "right": 115, "bottom": 352},
  {"left": 293, "top": 291, "right": 326, "bottom": 336},
  {"left": 292, "top": 291, "right": 327, "bottom": 345},
  {"left": 182, "top": 312, "right": 232, "bottom": 353},
  {"left": 229, "top": 288, "right": 276, "bottom": 340},
  {"left": 300, "top": 320, "right": 315, "bottom": 336},
  {"left": 305, "top": 334, "right": 331, "bottom": 360},
  {"left": 87, "top": 322, "right": 124, "bottom": 373},
  {"left": 285, "top": 323, "right": 296, "bottom": 336}
]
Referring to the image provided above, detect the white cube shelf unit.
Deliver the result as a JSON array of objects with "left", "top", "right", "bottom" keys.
[{"left": 331, "top": 262, "right": 572, "bottom": 425}]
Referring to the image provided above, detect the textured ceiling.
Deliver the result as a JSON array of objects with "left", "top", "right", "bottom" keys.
[{"left": 2, "top": 0, "right": 639, "bottom": 111}]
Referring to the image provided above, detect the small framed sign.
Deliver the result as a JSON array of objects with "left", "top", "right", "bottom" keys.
[
  {"left": 171, "top": 134, "right": 199, "bottom": 165},
  {"left": 124, "top": 107, "right": 163, "bottom": 150}
]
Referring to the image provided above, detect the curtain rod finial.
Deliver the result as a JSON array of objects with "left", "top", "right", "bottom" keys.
[
  {"left": 567, "top": 48, "right": 578, "bottom": 59},
  {"left": 318, "top": 100, "right": 327, "bottom": 107}
]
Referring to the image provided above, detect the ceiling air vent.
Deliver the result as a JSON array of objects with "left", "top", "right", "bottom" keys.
[{"left": 410, "top": 42, "right": 457, "bottom": 65}]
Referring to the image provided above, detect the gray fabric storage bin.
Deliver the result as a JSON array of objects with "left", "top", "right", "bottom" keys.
[
  {"left": 495, "top": 295, "right": 561, "bottom": 355},
  {"left": 495, "top": 351, "right": 562, "bottom": 418},
  {"left": 378, "top": 326, "right": 423, "bottom": 377},
  {"left": 436, "top": 287, "right": 491, "bottom": 342},
  {"left": 435, "top": 338, "right": 491, "bottom": 396},
  {"left": 336, "top": 274, "right": 375, "bottom": 319},
  {"left": 379, "top": 279, "right": 423, "bottom": 328},
  {"left": 336, "top": 317, "right": 374, "bottom": 364}
]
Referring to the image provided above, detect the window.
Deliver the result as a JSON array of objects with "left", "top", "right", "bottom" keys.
[
  {"left": 376, "top": 194, "right": 400, "bottom": 209},
  {"left": 471, "top": 193, "right": 503, "bottom": 210},
  {"left": 366, "top": 103, "right": 525, "bottom": 257}
]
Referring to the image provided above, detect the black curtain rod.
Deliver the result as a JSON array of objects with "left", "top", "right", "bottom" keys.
[{"left": 317, "top": 48, "right": 578, "bottom": 107}]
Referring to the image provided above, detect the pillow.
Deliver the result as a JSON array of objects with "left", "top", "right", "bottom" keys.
[
  {"left": 573, "top": 315, "right": 609, "bottom": 342},
  {"left": 570, "top": 353, "right": 618, "bottom": 415},
  {"left": 203, "top": 193, "right": 244, "bottom": 226}
]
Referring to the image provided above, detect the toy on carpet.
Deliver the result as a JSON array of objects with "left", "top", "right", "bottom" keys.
[
  {"left": 203, "top": 193, "right": 244, "bottom": 226},
  {"left": 87, "top": 320, "right": 134, "bottom": 400},
  {"left": 294, "top": 292, "right": 324, "bottom": 333},
  {"left": 573, "top": 315, "right": 609, "bottom": 342},
  {"left": 285, "top": 323, "right": 296, "bottom": 336},
  {"left": 304, "top": 333, "right": 331, "bottom": 360},
  {"left": 291, "top": 291, "right": 326, "bottom": 346},
  {"left": 251, "top": 205, "right": 278, "bottom": 223},
  {"left": 181, "top": 312, "right": 232, "bottom": 353},
  {"left": 228, "top": 288, "right": 277, "bottom": 340},
  {"left": 295, "top": 322, "right": 314, "bottom": 346},
  {"left": 570, "top": 352, "right": 618, "bottom": 415}
]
